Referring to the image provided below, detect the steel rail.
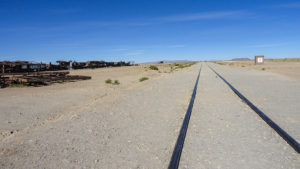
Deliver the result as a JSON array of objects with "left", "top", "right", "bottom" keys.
[
  {"left": 168, "top": 64, "right": 202, "bottom": 169},
  {"left": 207, "top": 63, "right": 300, "bottom": 154}
]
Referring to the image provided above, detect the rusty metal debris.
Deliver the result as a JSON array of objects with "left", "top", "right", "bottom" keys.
[
  {"left": 0, "top": 60, "right": 133, "bottom": 73},
  {"left": 0, "top": 60, "right": 134, "bottom": 88},
  {"left": 0, "top": 71, "right": 91, "bottom": 88},
  {"left": 72, "top": 61, "right": 132, "bottom": 69}
]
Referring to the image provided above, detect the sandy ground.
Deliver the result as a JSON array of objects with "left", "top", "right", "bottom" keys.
[
  {"left": 180, "top": 64, "right": 300, "bottom": 169},
  {"left": 210, "top": 62, "right": 300, "bottom": 142},
  {"left": 1, "top": 61, "right": 299, "bottom": 168},
  {"left": 0, "top": 63, "right": 199, "bottom": 168},
  {"left": 0, "top": 63, "right": 178, "bottom": 140},
  {"left": 214, "top": 59, "right": 300, "bottom": 80}
]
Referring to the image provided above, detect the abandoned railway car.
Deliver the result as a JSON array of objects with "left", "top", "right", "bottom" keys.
[{"left": 0, "top": 61, "right": 47, "bottom": 73}]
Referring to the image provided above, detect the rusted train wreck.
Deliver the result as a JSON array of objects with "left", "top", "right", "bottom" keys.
[
  {"left": 0, "top": 61, "right": 91, "bottom": 88},
  {"left": 0, "top": 61, "right": 71, "bottom": 74},
  {"left": 0, "top": 60, "right": 132, "bottom": 88},
  {"left": 0, "top": 60, "right": 132, "bottom": 73},
  {"left": 0, "top": 71, "right": 91, "bottom": 88},
  {"left": 1, "top": 61, "right": 46, "bottom": 73},
  {"left": 72, "top": 61, "right": 131, "bottom": 69}
]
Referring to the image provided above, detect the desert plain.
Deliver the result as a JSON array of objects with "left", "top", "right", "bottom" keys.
[{"left": 0, "top": 60, "right": 300, "bottom": 169}]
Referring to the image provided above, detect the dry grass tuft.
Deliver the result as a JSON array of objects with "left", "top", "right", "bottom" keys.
[{"left": 139, "top": 77, "right": 149, "bottom": 82}]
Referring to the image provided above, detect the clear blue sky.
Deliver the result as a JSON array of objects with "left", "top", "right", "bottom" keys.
[{"left": 0, "top": 0, "right": 300, "bottom": 63}]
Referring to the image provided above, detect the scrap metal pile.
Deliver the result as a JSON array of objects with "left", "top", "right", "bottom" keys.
[
  {"left": 0, "top": 60, "right": 132, "bottom": 73},
  {"left": 72, "top": 61, "right": 132, "bottom": 69},
  {"left": 0, "top": 71, "right": 91, "bottom": 88},
  {"left": 0, "top": 61, "right": 71, "bottom": 73},
  {"left": 0, "top": 61, "right": 93, "bottom": 88},
  {"left": 0, "top": 60, "right": 133, "bottom": 88}
]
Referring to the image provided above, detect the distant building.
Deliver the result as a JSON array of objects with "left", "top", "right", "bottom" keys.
[{"left": 255, "top": 55, "right": 264, "bottom": 64}]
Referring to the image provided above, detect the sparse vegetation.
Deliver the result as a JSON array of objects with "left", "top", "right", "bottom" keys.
[
  {"left": 267, "top": 58, "right": 300, "bottom": 62},
  {"left": 106, "top": 79, "right": 120, "bottom": 85},
  {"left": 214, "top": 61, "right": 253, "bottom": 67},
  {"left": 139, "top": 77, "right": 149, "bottom": 82},
  {"left": 214, "top": 58, "right": 300, "bottom": 68},
  {"left": 178, "top": 64, "right": 185, "bottom": 69},
  {"left": 216, "top": 62, "right": 226, "bottom": 65},
  {"left": 262, "top": 68, "right": 266, "bottom": 70},
  {"left": 171, "top": 62, "right": 197, "bottom": 70},
  {"left": 149, "top": 65, "right": 159, "bottom": 70},
  {"left": 170, "top": 65, "right": 175, "bottom": 72},
  {"left": 105, "top": 79, "right": 112, "bottom": 84},
  {"left": 113, "top": 80, "right": 120, "bottom": 85}
]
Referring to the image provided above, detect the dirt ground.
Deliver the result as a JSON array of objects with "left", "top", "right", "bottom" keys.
[
  {"left": 214, "top": 58, "right": 300, "bottom": 80},
  {"left": 0, "top": 62, "right": 195, "bottom": 140},
  {"left": 0, "top": 62, "right": 199, "bottom": 169},
  {"left": 180, "top": 63, "right": 300, "bottom": 169},
  {"left": 0, "top": 61, "right": 299, "bottom": 168}
]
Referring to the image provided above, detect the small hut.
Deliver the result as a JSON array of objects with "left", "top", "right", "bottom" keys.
[{"left": 255, "top": 55, "right": 264, "bottom": 64}]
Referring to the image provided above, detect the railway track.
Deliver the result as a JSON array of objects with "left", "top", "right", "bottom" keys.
[
  {"left": 207, "top": 64, "right": 300, "bottom": 153},
  {"left": 168, "top": 64, "right": 202, "bottom": 169},
  {"left": 168, "top": 63, "right": 299, "bottom": 169}
]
